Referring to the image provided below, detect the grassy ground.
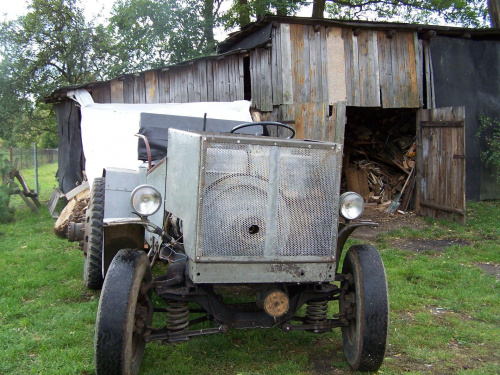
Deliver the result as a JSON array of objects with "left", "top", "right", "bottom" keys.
[{"left": 0, "top": 163, "right": 499, "bottom": 374}]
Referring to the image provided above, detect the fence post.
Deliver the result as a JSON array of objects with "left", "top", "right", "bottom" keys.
[{"left": 34, "top": 142, "right": 39, "bottom": 195}]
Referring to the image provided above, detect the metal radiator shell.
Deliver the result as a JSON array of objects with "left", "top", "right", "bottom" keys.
[{"left": 165, "top": 129, "right": 342, "bottom": 283}]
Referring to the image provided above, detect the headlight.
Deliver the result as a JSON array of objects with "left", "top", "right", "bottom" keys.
[
  {"left": 339, "top": 192, "right": 364, "bottom": 220},
  {"left": 130, "top": 185, "right": 162, "bottom": 216}
]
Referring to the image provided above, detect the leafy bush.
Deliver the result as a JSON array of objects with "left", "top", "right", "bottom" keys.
[
  {"left": 477, "top": 115, "right": 500, "bottom": 183},
  {"left": 0, "top": 159, "right": 14, "bottom": 223}
]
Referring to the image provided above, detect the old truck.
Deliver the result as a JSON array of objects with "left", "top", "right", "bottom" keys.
[{"left": 83, "top": 117, "right": 389, "bottom": 374}]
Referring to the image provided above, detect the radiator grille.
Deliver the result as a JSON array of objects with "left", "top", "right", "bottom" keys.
[{"left": 199, "top": 141, "right": 340, "bottom": 258}]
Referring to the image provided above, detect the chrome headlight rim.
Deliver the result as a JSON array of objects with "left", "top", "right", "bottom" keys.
[
  {"left": 339, "top": 191, "right": 365, "bottom": 220},
  {"left": 130, "top": 184, "right": 162, "bottom": 217}
]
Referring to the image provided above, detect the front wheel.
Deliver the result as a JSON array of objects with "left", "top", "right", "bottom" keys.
[
  {"left": 95, "top": 249, "right": 153, "bottom": 375},
  {"left": 340, "top": 244, "right": 389, "bottom": 372}
]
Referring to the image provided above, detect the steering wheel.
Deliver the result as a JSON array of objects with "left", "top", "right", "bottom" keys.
[{"left": 230, "top": 121, "right": 295, "bottom": 139}]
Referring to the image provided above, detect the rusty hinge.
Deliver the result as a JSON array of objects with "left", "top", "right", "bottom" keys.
[{"left": 453, "top": 154, "right": 466, "bottom": 159}]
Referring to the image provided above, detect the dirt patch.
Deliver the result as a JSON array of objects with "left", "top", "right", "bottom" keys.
[
  {"left": 477, "top": 262, "right": 500, "bottom": 280},
  {"left": 350, "top": 207, "right": 473, "bottom": 253},
  {"left": 351, "top": 207, "right": 428, "bottom": 241}
]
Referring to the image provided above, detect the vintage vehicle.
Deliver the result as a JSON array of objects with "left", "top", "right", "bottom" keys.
[{"left": 85, "top": 117, "right": 389, "bottom": 374}]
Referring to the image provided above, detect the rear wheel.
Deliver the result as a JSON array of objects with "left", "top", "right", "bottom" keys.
[
  {"left": 95, "top": 249, "right": 153, "bottom": 375},
  {"left": 83, "top": 177, "right": 105, "bottom": 289},
  {"left": 340, "top": 244, "right": 389, "bottom": 372}
]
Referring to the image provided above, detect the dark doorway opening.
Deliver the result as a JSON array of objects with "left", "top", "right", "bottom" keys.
[
  {"left": 343, "top": 107, "right": 418, "bottom": 211},
  {"left": 243, "top": 56, "right": 251, "bottom": 101}
]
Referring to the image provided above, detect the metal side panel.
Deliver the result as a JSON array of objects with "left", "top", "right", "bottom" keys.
[
  {"left": 103, "top": 167, "right": 147, "bottom": 221},
  {"left": 165, "top": 129, "right": 202, "bottom": 260},
  {"left": 146, "top": 158, "right": 167, "bottom": 230}
]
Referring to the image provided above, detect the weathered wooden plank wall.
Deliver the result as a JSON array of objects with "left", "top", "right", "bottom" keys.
[
  {"left": 89, "top": 84, "right": 111, "bottom": 104},
  {"left": 110, "top": 79, "right": 124, "bottom": 103},
  {"left": 87, "top": 22, "right": 423, "bottom": 144},
  {"left": 326, "top": 27, "right": 347, "bottom": 105},
  {"left": 263, "top": 24, "right": 338, "bottom": 140},
  {"left": 416, "top": 106, "right": 466, "bottom": 224},
  {"left": 343, "top": 28, "right": 420, "bottom": 108},
  {"left": 93, "top": 55, "right": 245, "bottom": 105}
]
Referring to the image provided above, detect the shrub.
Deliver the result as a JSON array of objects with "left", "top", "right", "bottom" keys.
[{"left": 477, "top": 115, "right": 500, "bottom": 183}]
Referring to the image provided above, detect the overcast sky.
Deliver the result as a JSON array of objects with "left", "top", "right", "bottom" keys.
[
  {"left": 1, "top": 0, "right": 312, "bottom": 21},
  {"left": 0, "top": 0, "right": 313, "bottom": 42},
  {"left": 0, "top": 0, "right": 115, "bottom": 22}
]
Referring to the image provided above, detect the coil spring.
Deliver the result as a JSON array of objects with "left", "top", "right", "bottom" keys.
[
  {"left": 305, "top": 299, "right": 328, "bottom": 325},
  {"left": 166, "top": 300, "right": 189, "bottom": 333}
]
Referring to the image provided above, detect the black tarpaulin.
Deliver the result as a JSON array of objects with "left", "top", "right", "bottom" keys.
[
  {"left": 55, "top": 100, "right": 84, "bottom": 193},
  {"left": 137, "top": 113, "right": 253, "bottom": 161}
]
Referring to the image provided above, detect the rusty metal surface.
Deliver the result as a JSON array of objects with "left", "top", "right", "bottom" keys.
[
  {"left": 153, "top": 281, "right": 340, "bottom": 331},
  {"left": 67, "top": 222, "right": 85, "bottom": 242},
  {"left": 186, "top": 261, "right": 335, "bottom": 284},
  {"left": 103, "top": 224, "right": 145, "bottom": 275},
  {"left": 336, "top": 220, "right": 378, "bottom": 273},
  {"left": 263, "top": 290, "right": 289, "bottom": 317}
]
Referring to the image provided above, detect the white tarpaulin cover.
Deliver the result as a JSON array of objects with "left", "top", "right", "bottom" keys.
[{"left": 69, "top": 89, "right": 252, "bottom": 187}]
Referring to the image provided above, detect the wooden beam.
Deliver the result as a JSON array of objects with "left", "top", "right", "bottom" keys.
[
  {"left": 421, "top": 121, "right": 464, "bottom": 128},
  {"left": 419, "top": 201, "right": 465, "bottom": 216}
]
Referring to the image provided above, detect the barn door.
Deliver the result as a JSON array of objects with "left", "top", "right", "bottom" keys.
[{"left": 416, "top": 107, "right": 466, "bottom": 224}]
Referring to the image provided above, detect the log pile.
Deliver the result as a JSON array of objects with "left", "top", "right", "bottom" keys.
[
  {"left": 344, "top": 126, "right": 417, "bottom": 212},
  {"left": 54, "top": 183, "right": 89, "bottom": 238}
]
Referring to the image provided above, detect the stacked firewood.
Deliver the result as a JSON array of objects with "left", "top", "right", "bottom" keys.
[
  {"left": 54, "top": 184, "right": 89, "bottom": 238},
  {"left": 344, "top": 128, "right": 417, "bottom": 212}
]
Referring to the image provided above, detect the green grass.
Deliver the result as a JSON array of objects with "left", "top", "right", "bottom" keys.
[{"left": 1, "top": 163, "right": 499, "bottom": 374}]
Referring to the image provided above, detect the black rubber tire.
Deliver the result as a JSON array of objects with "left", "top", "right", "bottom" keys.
[
  {"left": 83, "top": 177, "right": 105, "bottom": 289},
  {"left": 340, "top": 244, "right": 389, "bottom": 372},
  {"left": 95, "top": 249, "right": 152, "bottom": 375}
]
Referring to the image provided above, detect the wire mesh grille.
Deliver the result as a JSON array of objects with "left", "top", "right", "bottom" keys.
[
  {"left": 199, "top": 141, "right": 340, "bottom": 258},
  {"left": 277, "top": 148, "right": 339, "bottom": 256}
]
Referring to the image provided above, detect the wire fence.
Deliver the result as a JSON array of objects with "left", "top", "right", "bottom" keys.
[{"left": 0, "top": 147, "right": 58, "bottom": 170}]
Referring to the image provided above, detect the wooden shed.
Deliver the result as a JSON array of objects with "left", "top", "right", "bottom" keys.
[{"left": 47, "top": 16, "right": 500, "bottom": 223}]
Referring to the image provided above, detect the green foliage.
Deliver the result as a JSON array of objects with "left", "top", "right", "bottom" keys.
[
  {"left": 0, "top": 159, "right": 14, "bottom": 223},
  {"left": 37, "top": 131, "right": 59, "bottom": 149},
  {"left": 477, "top": 115, "right": 500, "bottom": 183},
  {"left": 0, "top": 0, "right": 112, "bottom": 146},
  {"left": 0, "top": 0, "right": 109, "bottom": 100},
  {"left": 223, "top": 0, "right": 307, "bottom": 29},
  {"left": 108, "top": 0, "right": 220, "bottom": 73},
  {"left": 325, "top": 0, "right": 489, "bottom": 27}
]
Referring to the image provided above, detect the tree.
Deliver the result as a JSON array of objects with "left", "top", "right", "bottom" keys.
[
  {"left": 108, "top": 0, "right": 225, "bottom": 73},
  {"left": 0, "top": 0, "right": 110, "bottom": 146},
  {"left": 313, "top": 0, "right": 489, "bottom": 27},
  {"left": 224, "top": 0, "right": 307, "bottom": 29},
  {"left": 312, "top": 0, "right": 326, "bottom": 18},
  {"left": 489, "top": 0, "right": 500, "bottom": 27}
]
